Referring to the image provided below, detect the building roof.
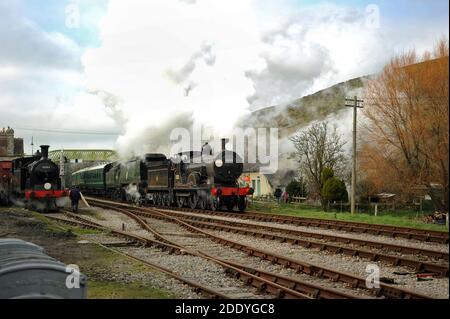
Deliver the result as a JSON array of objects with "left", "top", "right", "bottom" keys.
[
  {"left": 72, "top": 163, "right": 112, "bottom": 175},
  {"left": 374, "top": 193, "right": 396, "bottom": 199},
  {"left": 48, "top": 149, "right": 118, "bottom": 162}
]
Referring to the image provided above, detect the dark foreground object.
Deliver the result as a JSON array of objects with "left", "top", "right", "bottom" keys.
[{"left": 0, "top": 238, "right": 87, "bottom": 299}]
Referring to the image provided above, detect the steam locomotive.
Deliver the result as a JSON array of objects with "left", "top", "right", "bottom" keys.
[
  {"left": 72, "top": 139, "right": 253, "bottom": 211},
  {"left": 0, "top": 145, "right": 68, "bottom": 212}
]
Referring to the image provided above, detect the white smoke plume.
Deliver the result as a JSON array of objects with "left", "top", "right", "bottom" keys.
[
  {"left": 88, "top": 89, "right": 128, "bottom": 128},
  {"left": 80, "top": 0, "right": 422, "bottom": 161},
  {"left": 82, "top": 0, "right": 262, "bottom": 157},
  {"left": 125, "top": 183, "right": 141, "bottom": 204}
]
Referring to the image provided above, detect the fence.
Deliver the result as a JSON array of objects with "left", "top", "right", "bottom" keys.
[{"left": 248, "top": 196, "right": 435, "bottom": 216}]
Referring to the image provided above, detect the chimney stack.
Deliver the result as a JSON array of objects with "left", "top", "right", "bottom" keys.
[
  {"left": 40, "top": 145, "right": 49, "bottom": 159},
  {"left": 221, "top": 138, "right": 227, "bottom": 152}
]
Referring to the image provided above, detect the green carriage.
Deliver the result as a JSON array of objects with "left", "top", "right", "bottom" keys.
[{"left": 71, "top": 163, "right": 112, "bottom": 195}]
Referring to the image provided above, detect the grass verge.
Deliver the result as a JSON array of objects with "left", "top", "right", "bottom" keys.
[
  {"left": 248, "top": 202, "right": 448, "bottom": 232},
  {"left": 88, "top": 281, "right": 175, "bottom": 299}
]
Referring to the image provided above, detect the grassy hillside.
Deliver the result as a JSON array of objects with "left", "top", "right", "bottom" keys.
[{"left": 242, "top": 76, "right": 368, "bottom": 137}]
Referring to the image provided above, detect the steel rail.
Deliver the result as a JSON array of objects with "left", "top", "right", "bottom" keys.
[
  {"left": 135, "top": 209, "right": 448, "bottom": 276},
  {"left": 87, "top": 198, "right": 432, "bottom": 299},
  {"left": 85, "top": 196, "right": 448, "bottom": 243},
  {"left": 49, "top": 214, "right": 312, "bottom": 299},
  {"left": 86, "top": 204, "right": 353, "bottom": 299},
  {"left": 46, "top": 215, "right": 230, "bottom": 299},
  {"left": 151, "top": 208, "right": 449, "bottom": 261},
  {"left": 173, "top": 207, "right": 449, "bottom": 243}
]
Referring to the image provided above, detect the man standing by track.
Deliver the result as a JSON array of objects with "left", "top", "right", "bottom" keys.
[
  {"left": 274, "top": 188, "right": 282, "bottom": 204},
  {"left": 69, "top": 186, "right": 81, "bottom": 213}
]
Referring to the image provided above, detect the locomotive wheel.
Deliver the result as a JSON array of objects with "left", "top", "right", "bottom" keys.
[
  {"left": 120, "top": 189, "right": 127, "bottom": 202},
  {"left": 188, "top": 193, "right": 198, "bottom": 209},
  {"left": 225, "top": 199, "right": 235, "bottom": 212},
  {"left": 238, "top": 196, "right": 247, "bottom": 212},
  {"left": 164, "top": 194, "right": 171, "bottom": 207},
  {"left": 176, "top": 196, "right": 185, "bottom": 208},
  {"left": 198, "top": 196, "right": 207, "bottom": 210},
  {"left": 156, "top": 193, "right": 162, "bottom": 206},
  {"left": 209, "top": 197, "right": 218, "bottom": 211}
]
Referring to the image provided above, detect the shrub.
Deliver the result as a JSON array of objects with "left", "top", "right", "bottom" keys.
[{"left": 322, "top": 177, "right": 348, "bottom": 202}]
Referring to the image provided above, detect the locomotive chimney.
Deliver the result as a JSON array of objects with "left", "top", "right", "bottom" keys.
[
  {"left": 40, "top": 145, "right": 49, "bottom": 159},
  {"left": 221, "top": 139, "right": 226, "bottom": 152},
  {"left": 221, "top": 138, "right": 229, "bottom": 164}
]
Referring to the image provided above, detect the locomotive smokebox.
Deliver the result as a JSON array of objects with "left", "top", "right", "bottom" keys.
[{"left": 40, "top": 145, "right": 49, "bottom": 159}]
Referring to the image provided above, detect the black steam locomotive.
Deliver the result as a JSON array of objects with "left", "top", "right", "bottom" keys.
[
  {"left": 73, "top": 139, "right": 253, "bottom": 211},
  {"left": 2, "top": 145, "right": 68, "bottom": 212}
]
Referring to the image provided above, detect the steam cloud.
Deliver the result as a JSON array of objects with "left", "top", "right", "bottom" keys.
[
  {"left": 89, "top": 90, "right": 128, "bottom": 128},
  {"left": 82, "top": 0, "right": 262, "bottom": 157},
  {"left": 80, "top": 0, "right": 415, "bottom": 161}
]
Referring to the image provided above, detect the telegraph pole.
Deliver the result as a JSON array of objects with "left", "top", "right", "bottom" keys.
[{"left": 345, "top": 96, "right": 364, "bottom": 214}]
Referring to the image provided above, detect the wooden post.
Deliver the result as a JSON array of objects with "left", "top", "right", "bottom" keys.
[
  {"left": 345, "top": 96, "right": 364, "bottom": 214},
  {"left": 80, "top": 192, "right": 90, "bottom": 208}
]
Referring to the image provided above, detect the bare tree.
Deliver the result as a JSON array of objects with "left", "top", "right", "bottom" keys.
[
  {"left": 290, "top": 121, "right": 347, "bottom": 208},
  {"left": 360, "top": 38, "right": 449, "bottom": 212}
]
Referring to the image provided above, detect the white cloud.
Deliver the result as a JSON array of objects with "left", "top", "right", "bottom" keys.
[
  {"left": 246, "top": 4, "right": 389, "bottom": 109},
  {"left": 0, "top": 2, "right": 81, "bottom": 70},
  {"left": 0, "top": 1, "right": 117, "bottom": 153}
]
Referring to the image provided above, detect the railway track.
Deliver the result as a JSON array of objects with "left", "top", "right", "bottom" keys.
[
  {"left": 86, "top": 198, "right": 433, "bottom": 299},
  {"left": 84, "top": 199, "right": 449, "bottom": 276},
  {"left": 85, "top": 196, "right": 448, "bottom": 243},
  {"left": 165, "top": 210, "right": 448, "bottom": 260},
  {"left": 143, "top": 209, "right": 449, "bottom": 276},
  {"left": 50, "top": 212, "right": 333, "bottom": 299},
  {"left": 158, "top": 205, "right": 449, "bottom": 244},
  {"left": 64, "top": 210, "right": 361, "bottom": 299},
  {"left": 46, "top": 214, "right": 230, "bottom": 299}
]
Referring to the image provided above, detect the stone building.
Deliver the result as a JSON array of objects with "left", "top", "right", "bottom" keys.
[
  {"left": 239, "top": 171, "right": 274, "bottom": 198},
  {"left": 0, "top": 127, "right": 24, "bottom": 158}
]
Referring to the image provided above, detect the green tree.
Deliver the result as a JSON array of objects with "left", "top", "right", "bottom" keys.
[
  {"left": 321, "top": 167, "right": 334, "bottom": 185},
  {"left": 322, "top": 177, "right": 348, "bottom": 203},
  {"left": 286, "top": 179, "right": 308, "bottom": 198}
]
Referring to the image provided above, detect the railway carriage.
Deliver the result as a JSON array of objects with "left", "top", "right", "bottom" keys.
[
  {"left": 72, "top": 163, "right": 112, "bottom": 196},
  {"left": 73, "top": 158, "right": 148, "bottom": 202}
]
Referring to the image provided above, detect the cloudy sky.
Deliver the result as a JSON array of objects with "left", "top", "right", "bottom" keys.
[{"left": 0, "top": 0, "right": 448, "bottom": 155}]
